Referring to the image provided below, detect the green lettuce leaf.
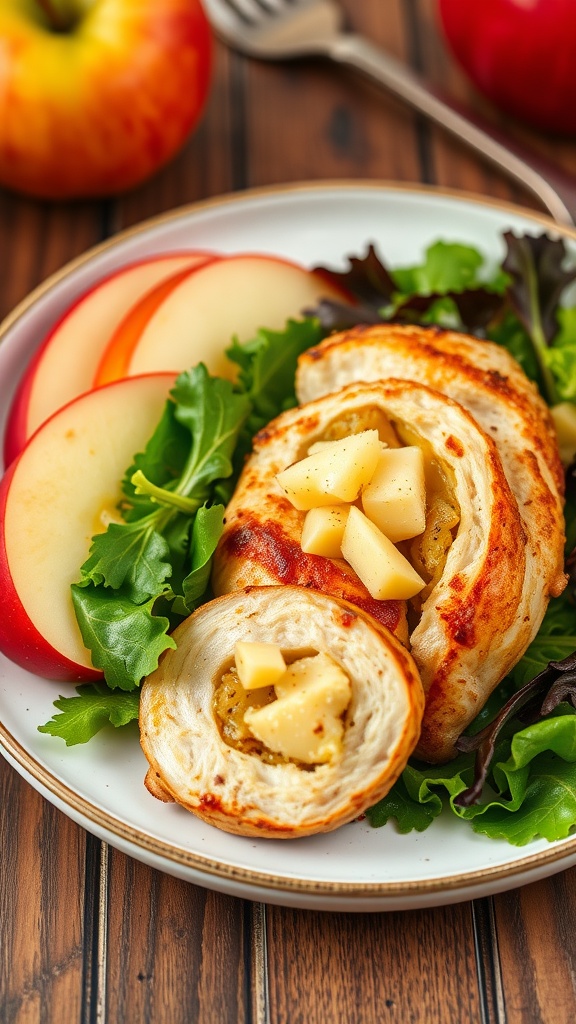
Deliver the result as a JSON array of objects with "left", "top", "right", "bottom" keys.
[
  {"left": 79, "top": 521, "right": 172, "bottom": 604},
  {"left": 38, "top": 684, "right": 140, "bottom": 745},
  {"left": 71, "top": 366, "right": 250, "bottom": 689},
  {"left": 542, "top": 308, "right": 576, "bottom": 401},
  {"left": 171, "top": 366, "right": 252, "bottom": 495},
  {"left": 369, "top": 715, "right": 576, "bottom": 847},
  {"left": 392, "top": 241, "right": 486, "bottom": 295},
  {"left": 462, "top": 715, "right": 576, "bottom": 845},
  {"left": 121, "top": 400, "right": 190, "bottom": 519},
  {"left": 71, "top": 584, "right": 176, "bottom": 690},
  {"left": 227, "top": 318, "right": 324, "bottom": 428},
  {"left": 366, "top": 755, "right": 475, "bottom": 831},
  {"left": 181, "top": 503, "right": 225, "bottom": 610}
]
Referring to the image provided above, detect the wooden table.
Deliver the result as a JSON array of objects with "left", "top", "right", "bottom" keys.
[{"left": 2, "top": 2, "right": 576, "bottom": 1021}]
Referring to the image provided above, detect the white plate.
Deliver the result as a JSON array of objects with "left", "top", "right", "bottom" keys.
[{"left": 2, "top": 181, "right": 576, "bottom": 912}]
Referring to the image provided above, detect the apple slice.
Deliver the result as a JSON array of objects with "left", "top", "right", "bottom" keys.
[
  {"left": 0, "top": 373, "right": 175, "bottom": 681},
  {"left": 4, "top": 251, "right": 215, "bottom": 466},
  {"left": 94, "top": 254, "right": 350, "bottom": 385}
]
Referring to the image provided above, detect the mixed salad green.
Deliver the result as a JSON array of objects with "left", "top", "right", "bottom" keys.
[{"left": 40, "top": 230, "right": 576, "bottom": 848}]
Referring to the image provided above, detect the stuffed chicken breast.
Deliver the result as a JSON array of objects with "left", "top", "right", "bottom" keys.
[
  {"left": 296, "top": 323, "right": 566, "bottom": 618},
  {"left": 213, "top": 379, "right": 528, "bottom": 762},
  {"left": 140, "top": 586, "right": 424, "bottom": 838}
]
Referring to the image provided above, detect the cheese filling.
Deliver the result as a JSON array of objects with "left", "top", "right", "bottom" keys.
[{"left": 213, "top": 647, "right": 352, "bottom": 766}]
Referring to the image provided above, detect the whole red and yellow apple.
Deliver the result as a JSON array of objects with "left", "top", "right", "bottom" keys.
[{"left": 0, "top": 0, "right": 212, "bottom": 198}]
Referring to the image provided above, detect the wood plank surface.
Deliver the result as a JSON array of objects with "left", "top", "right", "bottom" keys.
[
  {"left": 244, "top": 0, "right": 423, "bottom": 187},
  {"left": 0, "top": 761, "right": 87, "bottom": 1024},
  {"left": 266, "top": 903, "right": 482, "bottom": 1024},
  {"left": 105, "top": 852, "right": 249, "bottom": 1024},
  {"left": 494, "top": 873, "right": 576, "bottom": 1023},
  {"left": 2, "top": 1, "right": 576, "bottom": 1022}
]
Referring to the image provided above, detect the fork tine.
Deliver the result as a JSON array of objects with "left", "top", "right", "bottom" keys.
[
  {"left": 217, "top": 0, "right": 271, "bottom": 26},
  {"left": 203, "top": 0, "right": 342, "bottom": 57},
  {"left": 252, "top": 0, "right": 291, "bottom": 11}
]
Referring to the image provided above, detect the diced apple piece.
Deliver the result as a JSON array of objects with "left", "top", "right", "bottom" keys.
[
  {"left": 361, "top": 446, "right": 426, "bottom": 542},
  {"left": 244, "top": 658, "right": 351, "bottom": 764},
  {"left": 94, "top": 254, "right": 351, "bottom": 386},
  {"left": 306, "top": 439, "right": 342, "bottom": 456},
  {"left": 341, "top": 507, "right": 425, "bottom": 600},
  {"left": 4, "top": 252, "right": 212, "bottom": 465},
  {"left": 234, "top": 641, "right": 286, "bottom": 691},
  {"left": 300, "top": 505, "right": 350, "bottom": 557},
  {"left": 551, "top": 401, "right": 576, "bottom": 465},
  {"left": 277, "top": 430, "right": 381, "bottom": 510},
  {"left": 274, "top": 652, "right": 347, "bottom": 699},
  {"left": 0, "top": 373, "right": 175, "bottom": 680},
  {"left": 308, "top": 439, "right": 389, "bottom": 458}
]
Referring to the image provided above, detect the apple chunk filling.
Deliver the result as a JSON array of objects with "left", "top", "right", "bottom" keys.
[
  {"left": 213, "top": 668, "right": 279, "bottom": 761},
  {"left": 341, "top": 506, "right": 425, "bottom": 600},
  {"left": 394, "top": 423, "right": 461, "bottom": 602},
  {"left": 300, "top": 505, "right": 350, "bottom": 557},
  {"left": 213, "top": 645, "right": 351, "bottom": 765},
  {"left": 361, "top": 446, "right": 426, "bottom": 542},
  {"left": 275, "top": 407, "right": 461, "bottom": 606},
  {"left": 276, "top": 429, "right": 382, "bottom": 509},
  {"left": 234, "top": 640, "right": 286, "bottom": 690}
]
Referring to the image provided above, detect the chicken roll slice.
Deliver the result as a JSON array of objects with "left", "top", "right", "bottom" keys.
[
  {"left": 140, "top": 586, "right": 424, "bottom": 838},
  {"left": 213, "top": 379, "right": 527, "bottom": 763},
  {"left": 296, "top": 322, "right": 566, "bottom": 610}
]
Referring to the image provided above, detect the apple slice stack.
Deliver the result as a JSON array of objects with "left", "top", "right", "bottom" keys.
[
  {"left": 4, "top": 251, "right": 347, "bottom": 463},
  {"left": 0, "top": 250, "right": 349, "bottom": 680}
]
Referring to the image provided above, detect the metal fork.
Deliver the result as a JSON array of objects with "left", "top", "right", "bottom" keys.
[{"left": 202, "top": 0, "right": 576, "bottom": 227}]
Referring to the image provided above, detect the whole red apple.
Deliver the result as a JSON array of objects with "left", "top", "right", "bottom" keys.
[
  {"left": 438, "top": 0, "right": 576, "bottom": 136},
  {"left": 0, "top": 0, "right": 212, "bottom": 198}
]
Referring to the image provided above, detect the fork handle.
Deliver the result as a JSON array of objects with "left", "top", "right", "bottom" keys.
[{"left": 327, "top": 33, "right": 574, "bottom": 226}]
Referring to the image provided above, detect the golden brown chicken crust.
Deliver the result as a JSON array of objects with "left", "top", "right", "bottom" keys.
[
  {"left": 215, "top": 497, "right": 407, "bottom": 641},
  {"left": 213, "top": 379, "right": 528, "bottom": 762},
  {"left": 139, "top": 587, "right": 424, "bottom": 838},
  {"left": 297, "top": 322, "right": 564, "bottom": 500}
]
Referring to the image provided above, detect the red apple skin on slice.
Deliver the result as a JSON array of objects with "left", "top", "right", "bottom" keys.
[
  {"left": 3, "top": 252, "right": 215, "bottom": 467},
  {"left": 0, "top": 373, "right": 175, "bottom": 682},
  {"left": 94, "top": 254, "right": 352, "bottom": 385},
  {"left": 94, "top": 265, "right": 204, "bottom": 386}
]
